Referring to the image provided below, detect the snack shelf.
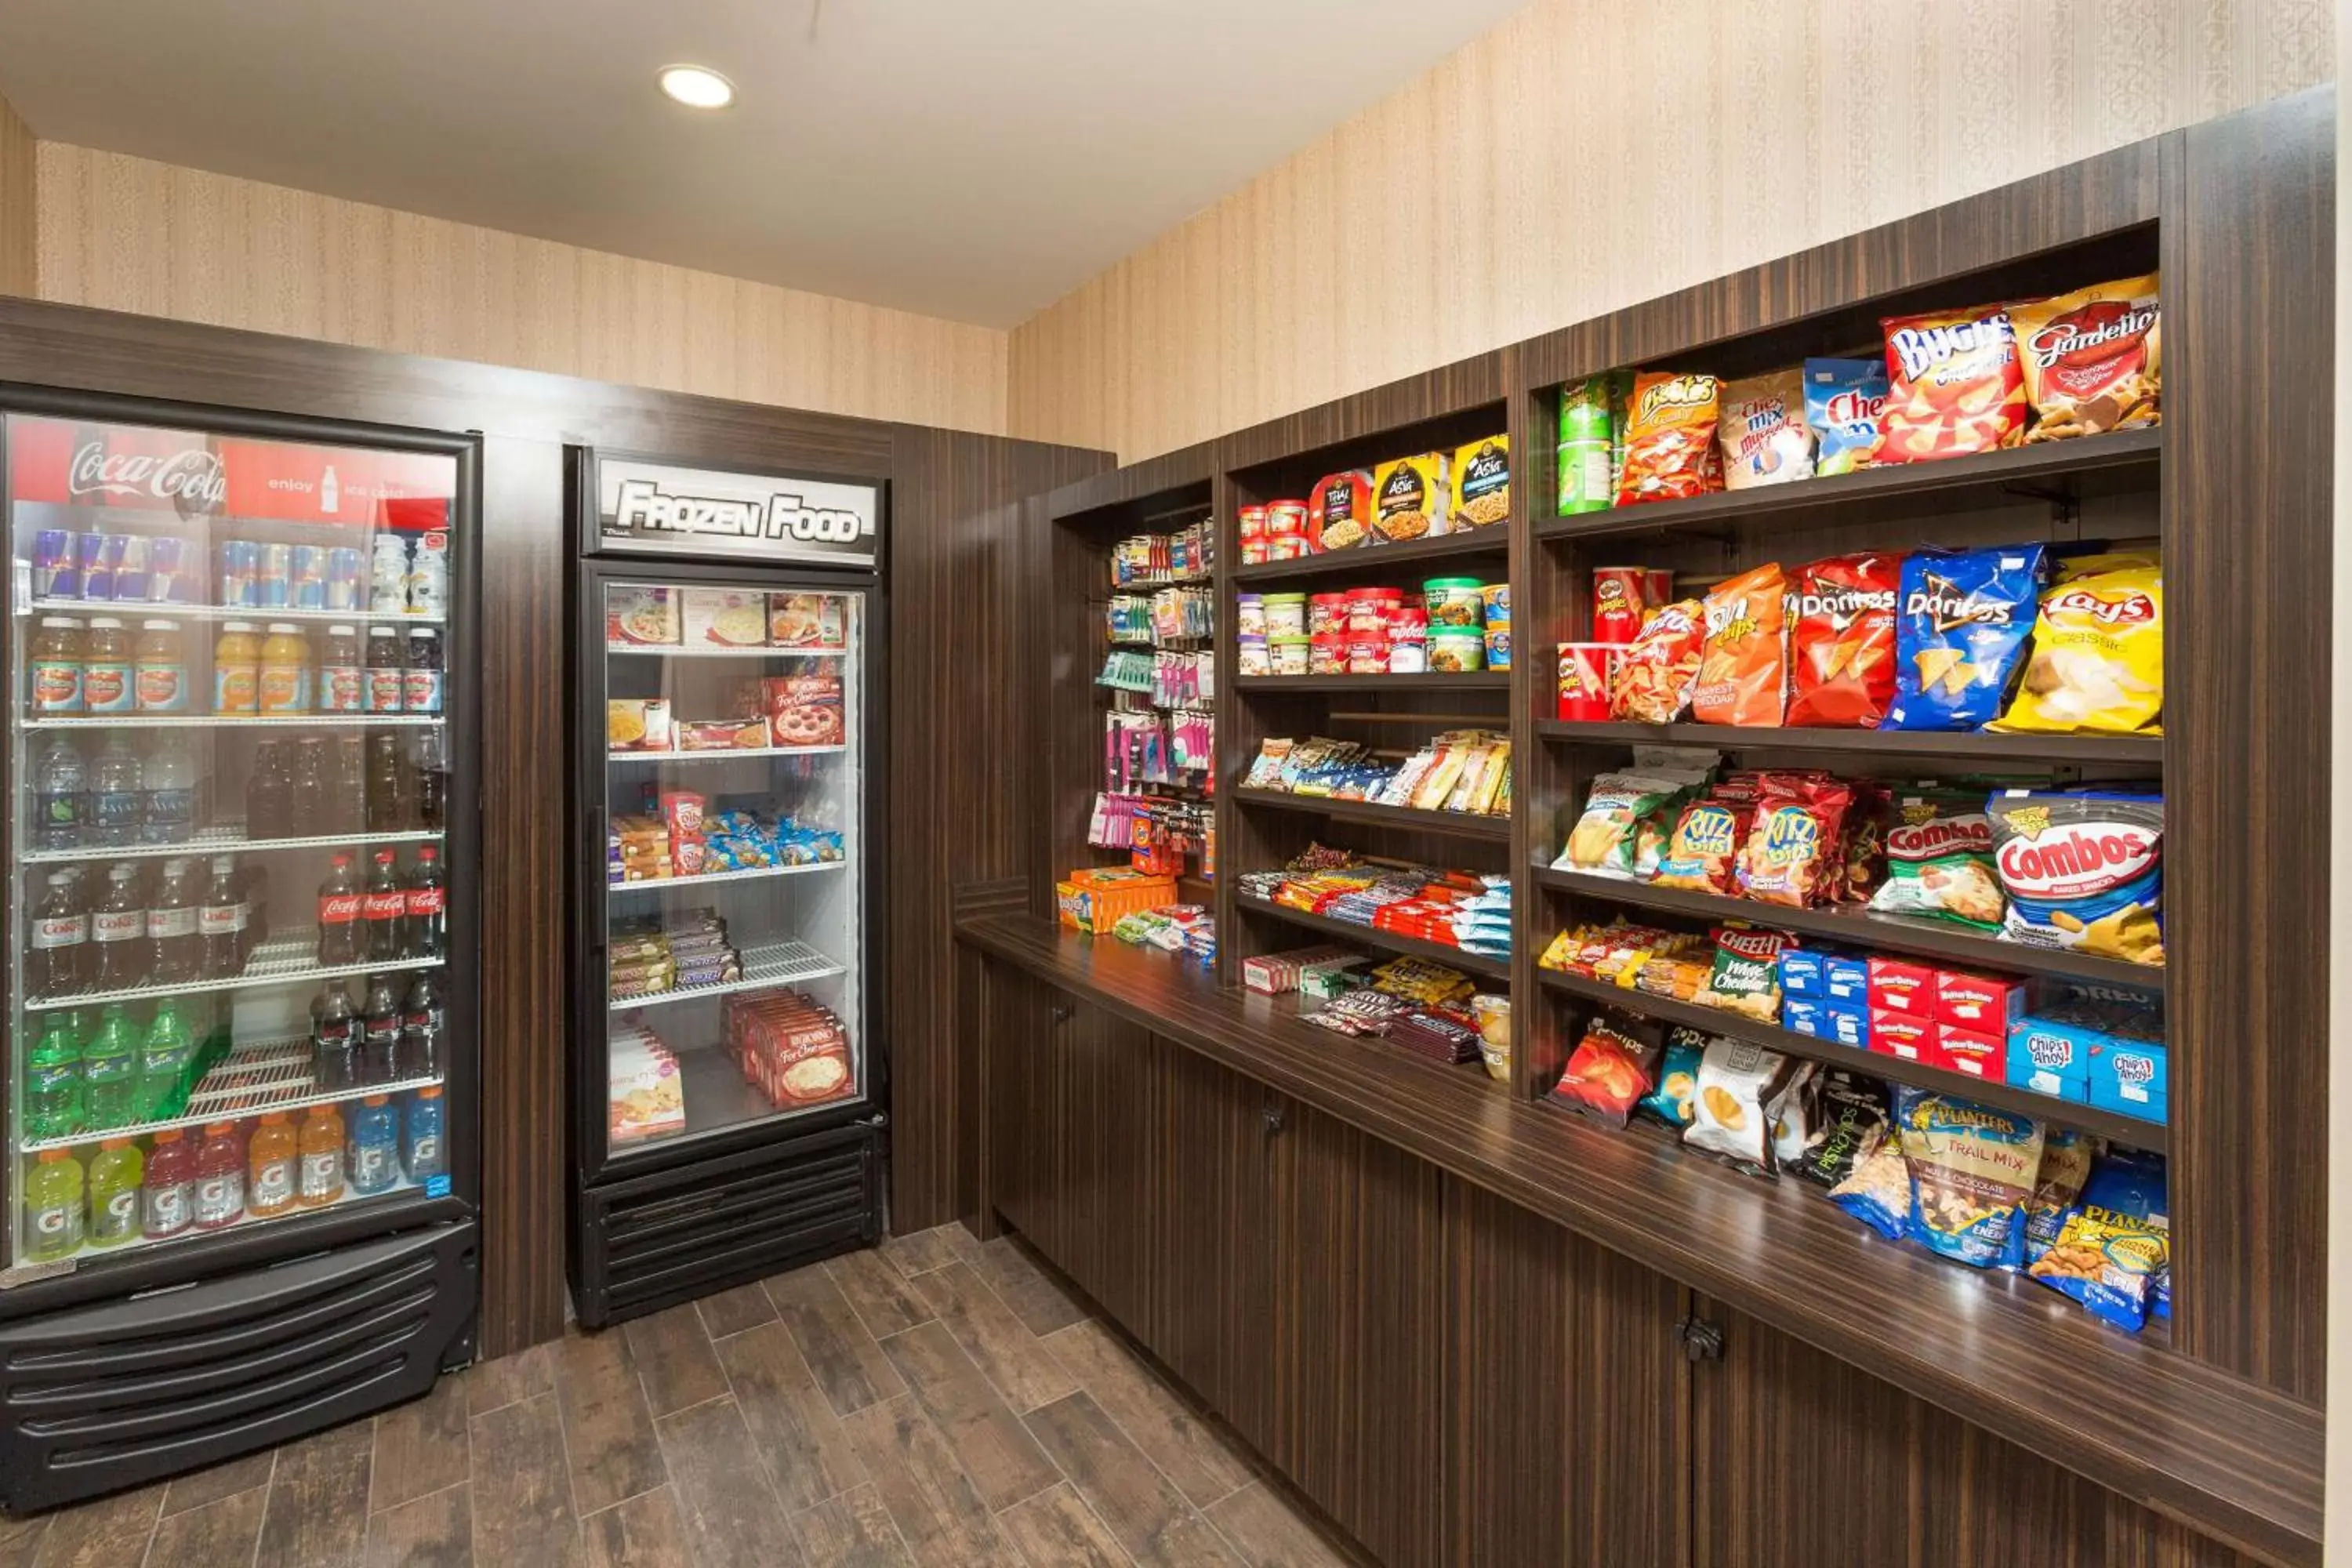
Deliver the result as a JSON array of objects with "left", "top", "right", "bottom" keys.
[
  {"left": 1533, "top": 718, "right": 2163, "bottom": 767},
  {"left": 607, "top": 938, "right": 847, "bottom": 1013},
  {"left": 1234, "top": 893, "right": 1511, "bottom": 980},
  {"left": 1534, "top": 866, "right": 2165, "bottom": 990},
  {"left": 19, "top": 1033, "right": 443, "bottom": 1153},
  {"left": 21, "top": 601, "right": 446, "bottom": 626},
  {"left": 1235, "top": 673, "right": 1512, "bottom": 693},
  {"left": 1232, "top": 787, "right": 1512, "bottom": 842},
  {"left": 1112, "top": 571, "right": 1213, "bottom": 589},
  {"left": 22, "top": 825, "right": 444, "bottom": 866},
  {"left": 608, "top": 858, "right": 849, "bottom": 895},
  {"left": 24, "top": 929, "right": 445, "bottom": 1010},
  {"left": 604, "top": 643, "right": 848, "bottom": 659},
  {"left": 1531, "top": 426, "right": 2164, "bottom": 543},
  {"left": 22, "top": 713, "right": 446, "bottom": 731},
  {"left": 608, "top": 744, "right": 848, "bottom": 764},
  {"left": 1229, "top": 529, "right": 1510, "bottom": 585},
  {"left": 1532, "top": 967, "right": 2166, "bottom": 1151}
]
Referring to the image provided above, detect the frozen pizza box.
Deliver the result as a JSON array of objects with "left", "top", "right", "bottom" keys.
[{"left": 682, "top": 588, "right": 771, "bottom": 648}]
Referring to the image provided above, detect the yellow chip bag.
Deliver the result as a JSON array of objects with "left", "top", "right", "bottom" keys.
[{"left": 1991, "top": 554, "right": 2162, "bottom": 735}]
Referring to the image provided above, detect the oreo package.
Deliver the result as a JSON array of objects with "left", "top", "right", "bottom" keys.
[{"left": 1884, "top": 545, "right": 2047, "bottom": 731}]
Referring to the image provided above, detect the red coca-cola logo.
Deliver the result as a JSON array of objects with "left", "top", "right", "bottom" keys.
[
  {"left": 406, "top": 887, "right": 445, "bottom": 916},
  {"left": 362, "top": 891, "right": 405, "bottom": 920},
  {"left": 318, "top": 894, "right": 361, "bottom": 924},
  {"left": 69, "top": 441, "right": 227, "bottom": 510}
]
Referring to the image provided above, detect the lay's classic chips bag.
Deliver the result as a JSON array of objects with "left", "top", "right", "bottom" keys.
[
  {"left": 1885, "top": 545, "right": 2047, "bottom": 731},
  {"left": 1991, "top": 552, "right": 2163, "bottom": 735}
]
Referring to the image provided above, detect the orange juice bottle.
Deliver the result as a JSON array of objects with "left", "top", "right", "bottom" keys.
[
  {"left": 212, "top": 622, "right": 262, "bottom": 713},
  {"left": 296, "top": 1104, "right": 345, "bottom": 1209},
  {"left": 257, "top": 624, "right": 313, "bottom": 715},
  {"left": 246, "top": 1112, "right": 298, "bottom": 1218}
]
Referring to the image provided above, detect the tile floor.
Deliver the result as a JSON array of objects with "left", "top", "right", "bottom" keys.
[{"left": 0, "top": 1223, "right": 1365, "bottom": 1567}]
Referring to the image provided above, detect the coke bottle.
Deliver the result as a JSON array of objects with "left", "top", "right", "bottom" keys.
[
  {"left": 89, "top": 862, "right": 148, "bottom": 994},
  {"left": 330, "top": 734, "right": 367, "bottom": 836},
  {"left": 27, "top": 869, "right": 90, "bottom": 998},
  {"left": 365, "top": 732, "right": 407, "bottom": 831},
  {"left": 405, "top": 845, "right": 445, "bottom": 960},
  {"left": 398, "top": 972, "right": 444, "bottom": 1079},
  {"left": 359, "top": 972, "right": 401, "bottom": 1085},
  {"left": 289, "top": 736, "right": 332, "bottom": 839},
  {"left": 362, "top": 848, "right": 405, "bottom": 963},
  {"left": 147, "top": 857, "right": 202, "bottom": 985},
  {"left": 410, "top": 728, "right": 447, "bottom": 833},
  {"left": 316, "top": 852, "right": 361, "bottom": 967},
  {"left": 198, "top": 855, "right": 247, "bottom": 979},
  {"left": 245, "top": 739, "right": 292, "bottom": 840},
  {"left": 310, "top": 979, "right": 359, "bottom": 1092}
]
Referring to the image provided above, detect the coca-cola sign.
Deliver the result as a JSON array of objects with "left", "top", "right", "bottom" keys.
[{"left": 67, "top": 441, "right": 227, "bottom": 513}]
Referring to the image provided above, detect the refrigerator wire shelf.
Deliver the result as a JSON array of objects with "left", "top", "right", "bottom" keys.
[
  {"left": 22, "top": 713, "right": 446, "bottom": 730},
  {"left": 606, "top": 743, "right": 848, "bottom": 764},
  {"left": 18, "top": 1034, "right": 443, "bottom": 1152},
  {"left": 23, "top": 824, "right": 444, "bottom": 866},
  {"left": 21, "top": 600, "right": 448, "bottom": 626},
  {"left": 608, "top": 938, "right": 847, "bottom": 1012},
  {"left": 608, "top": 858, "right": 850, "bottom": 895},
  {"left": 26, "top": 929, "right": 445, "bottom": 1011},
  {"left": 604, "top": 642, "right": 849, "bottom": 659}
]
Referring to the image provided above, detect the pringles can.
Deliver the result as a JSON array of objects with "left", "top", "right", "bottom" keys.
[
  {"left": 1592, "top": 566, "right": 1648, "bottom": 644},
  {"left": 1558, "top": 642, "right": 1620, "bottom": 721}
]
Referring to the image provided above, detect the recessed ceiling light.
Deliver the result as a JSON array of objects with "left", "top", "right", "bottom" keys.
[{"left": 658, "top": 65, "right": 736, "bottom": 110}]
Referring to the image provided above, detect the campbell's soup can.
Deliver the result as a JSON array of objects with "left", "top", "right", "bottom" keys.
[{"left": 1592, "top": 567, "right": 1647, "bottom": 644}]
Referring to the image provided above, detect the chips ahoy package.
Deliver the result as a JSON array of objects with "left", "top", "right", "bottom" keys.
[{"left": 1885, "top": 545, "right": 2047, "bottom": 731}]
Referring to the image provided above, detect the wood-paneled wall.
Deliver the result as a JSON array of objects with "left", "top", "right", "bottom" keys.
[
  {"left": 1006, "top": 0, "right": 2335, "bottom": 460},
  {"left": 0, "top": 94, "right": 31, "bottom": 298},
  {"left": 31, "top": 142, "right": 1010, "bottom": 436}
]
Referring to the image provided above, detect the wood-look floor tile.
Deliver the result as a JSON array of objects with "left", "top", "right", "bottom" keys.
[
  {"left": 1202, "top": 1483, "right": 1355, "bottom": 1568},
  {"left": 0, "top": 1513, "right": 44, "bottom": 1568},
  {"left": 18, "top": 1487, "right": 155, "bottom": 1568},
  {"left": 877, "top": 1321, "right": 1058, "bottom": 1512},
  {"left": 974, "top": 1236, "right": 1091, "bottom": 1338},
  {"left": 826, "top": 1248, "right": 936, "bottom": 1341},
  {"left": 158, "top": 1447, "right": 274, "bottom": 1516},
  {"left": 579, "top": 1484, "right": 692, "bottom": 1568},
  {"left": 469, "top": 1392, "right": 584, "bottom": 1568},
  {"left": 791, "top": 1483, "right": 914, "bottom": 1568},
  {"left": 465, "top": 1342, "right": 557, "bottom": 1418},
  {"left": 553, "top": 1330, "right": 666, "bottom": 1517},
  {"left": 143, "top": 1483, "right": 265, "bottom": 1565},
  {"left": 995, "top": 1483, "right": 1133, "bottom": 1568},
  {"left": 362, "top": 1482, "right": 472, "bottom": 1568},
  {"left": 840, "top": 1397, "right": 1024, "bottom": 1568},
  {"left": 1024, "top": 1393, "right": 1240, "bottom": 1568},
  {"left": 371, "top": 1374, "right": 473, "bottom": 1512},
  {"left": 1043, "top": 1320, "right": 1251, "bottom": 1508},
  {"left": 878, "top": 1224, "right": 981, "bottom": 1282},
  {"left": 909, "top": 1261, "right": 1077, "bottom": 1414},
  {"left": 713, "top": 1320, "right": 867, "bottom": 1512},
  {"left": 695, "top": 1282, "right": 779, "bottom": 1341},
  {"left": 768, "top": 1265, "right": 907, "bottom": 1418},
  {"left": 255, "top": 1418, "right": 374, "bottom": 1568},
  {"left": 622, "top": 1303, "right": 729, "bottom": 1420},
  {"left": 654, "top": 1396, "right": 800, "bottom": 1568}
]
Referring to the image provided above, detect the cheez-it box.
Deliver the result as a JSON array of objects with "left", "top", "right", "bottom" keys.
[
  {"left": 1936, "top": 1023, "right": 2005, "bottom": 1083},
  {"left": 1935, "top": 971, "right": 2028, "bottom": 1030},
  {"left": 1867, "top": 957, "right": 1936, "bottom": 1016},
  {"left": 1867, "top": 1008, "right": 1944, "bottom": 1069}
]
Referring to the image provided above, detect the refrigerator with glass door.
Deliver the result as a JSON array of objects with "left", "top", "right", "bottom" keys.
[{"left": 568, "top": 450, "right": 886, "bottom": 1329}]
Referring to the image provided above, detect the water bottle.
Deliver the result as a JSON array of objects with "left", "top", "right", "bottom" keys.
[
  {"left": 140, "top": 731, "right": 197, "bottom": 844},
  {"left": 88, "top": 733, "right": 143, "bottom": 849},
  {"left": 33, "top": 735, "right": 85, "bottom": 852}
]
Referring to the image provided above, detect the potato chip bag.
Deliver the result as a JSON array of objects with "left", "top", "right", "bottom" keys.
[
  {"left": 1638, "top": 1029, "right": 1708, "bottom": 1127},
  {"left": 1878, "top": 306, "right": 2027, "bottom": 463},
  {"left": 2010, "top": 274, "right": 2160, "bottom": 441},
  {"left": 1785, "top": 554, "right": 1900, "bottom": 728},
  {"left": 1885, "top": 544, "right": 2047, "bottom": 731},
  {"left": 1683, "top": 1037, "right": 1792, "bottom": 1171},
  {"left": 1693, "top": 562, "right": 1788, "bottom": 726},
  {"left": 1548, "top": 1012, "right": 1664, "bottom": 1127},
  {"left": 1804, "top": 358, "right": 1888, "bottom": 475},
  {"left": 1991, "top": 553, "right": 2163, "bottom": 735},
  {"left": 1559, "top": 772, "right": 1691, "bottom": 879},
  {"left": 1616, "top": 373, "right": 1721, "bottom": 506},
  {"left": 1608, "top": 598, "right": 1706, "bottom": 724},
  {"left": 1717, "top": 370, "right": 1814, "bottom": 488}
]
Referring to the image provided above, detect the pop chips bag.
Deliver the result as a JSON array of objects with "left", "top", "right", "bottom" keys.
[
  {"left": 1693, "top": 562, "right": 1788, "bottom": 726},
  {"left": 1609, "top": 599, "right": 1706, "bottom": 724},
  {"left": 1992, "top": 552, "right": 2163, "bottom": 735},
  {"left": 1784, "top": 554, "right": 1900, "bottom": 728},
  {"left": 1878, "top": 305, "right": 2027, "bottom": 463},
  {"left": 1804, "top": 358, "right": 1888, "bottom": 476},
  {"left": 2011, "top": 274, "right": 2161, "bottom": 441},
  {"left": 1885, "top": 544, "right": 2047, "bottom": 731},
  {"left": 1615, "top": 373, "right": 1721, "bottom": 506}
]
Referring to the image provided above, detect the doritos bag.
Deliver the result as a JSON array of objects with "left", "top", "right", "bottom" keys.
[
  {"left": 1785, "top": 554, "right": 1900, "bottom": 728},
  {"left": 1885, "top": 545, "right": 2048, "bottom": 731},
  {"left": 1991, "top": 553, "right": 2163, "bottom": 735},
  {"left": 1693, "top": 562, "right": 1788, "bottom": 726},
  {"left": 1804, "top": 358, "right": 1888, "bottom": 476},
  {"left": 1616, "top": 373, "right": 1721, "bottom": 506},
  {"left": 1608, "top": 600, "right": 1706, "bottom": 724},
  {"left": 1878, "top": 306, "right": 2027, "bottom": 463}
]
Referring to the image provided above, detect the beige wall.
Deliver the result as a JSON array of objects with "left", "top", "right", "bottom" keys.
[
  {"left": 1008, "top": 0, "right": 2336, "bottom": 461},
  {"left": 28, "top": 142, "right": 1009, "bottom": 434},
  {"left": 0, "top": 94, "right": 32, "bottom": 297}
]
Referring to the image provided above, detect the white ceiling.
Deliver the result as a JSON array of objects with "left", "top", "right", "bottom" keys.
[{"left": 0, "top": 0, "right": 1529, "bottom": 328}]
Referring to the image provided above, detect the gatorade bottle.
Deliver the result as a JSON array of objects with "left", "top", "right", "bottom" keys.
[
  {"left": 142, "top": 1128, "right": 194, "bottom": 1239},
  {"left": 23, "top": 1149, "right": 85, "bottom": 1263},
  {"left": 82, "top": 1004, "right": 140, "bottom": 1129},
  {"left": 246, "top": 1112, "right": 298, "bottom": 1219},
  {"left": 138, "top": 998, "right": 194, "bottom": 1121},
  {"left": 191, "top": 1120, "right": 247, "bottom": 1231},
  {"left": 24, "top": 1011, "right": 85, "bottom": 1140},
  {"left": 297, "top": 1104, "right": 346, "bottom": 1209},
  {"left": 85, "top": 1138, "right": 143, "bottom": 1248},
  {"left": 401, "top": 1086, "right": 446, "bottom": 1184},
  {"left": 347, "top": 1096, "right": 398, "bottom": 1196}
]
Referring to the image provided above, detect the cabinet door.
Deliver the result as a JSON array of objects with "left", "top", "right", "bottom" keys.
[
  {"left": 1048, "top": 996, "right": 1159, "bottom": 1330},
  {"left": 981, "top": 962, "right": 1058, "bottom": 1254}
]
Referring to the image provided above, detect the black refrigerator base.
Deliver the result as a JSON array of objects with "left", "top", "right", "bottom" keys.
[
  {"left": 0, "top": 1221, "right": 477, "bottom": 1512},
  {"left": 572, "top": 1121, "right": 881, "bottom": 1330}
]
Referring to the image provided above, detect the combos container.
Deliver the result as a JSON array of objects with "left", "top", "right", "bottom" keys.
[{"left": 1425, "top": 578, "right": 1486, "bottom": 630}]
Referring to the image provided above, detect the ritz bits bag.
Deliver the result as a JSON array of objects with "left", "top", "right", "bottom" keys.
[
  {"left": 2009, "top": 274, "right": 2160, "bottom": 441},
  {"left": 1878, "top": 305, "right": 2027, "bottom": 462},
  {"left": 1784, "top": 554, "right": 1900, "bottom": 728},
  {"left": 1693, "top": 563, "right": 1788, "bottom": 726},
  {"left": 1616, "top": 373, "right": 1722, "bottom": 506},
  {"left": 1992, "top": 552, "right": 2164, "bottom": 735}
]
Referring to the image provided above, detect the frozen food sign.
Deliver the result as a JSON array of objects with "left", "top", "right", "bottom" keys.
[{"left": 595, "top": 456, "right": 880, "bottom": 567}]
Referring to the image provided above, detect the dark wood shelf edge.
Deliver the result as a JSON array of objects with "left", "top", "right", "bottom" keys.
[
  {"left": 1531, "top": 866, "right": 2168, "bottom": 993},
  {"left": 1232, "top": 894, "right": 1512, "bottom": 980},
  {"left": 953, "top": 914, "right": 2318, "bottom": 1568},
  {"left": 1232, "top": 788, "right": 1512, "bottom": 841},
  {"left": 1237, "top": 673, "right": 1513, "bottom": 692},
  {"left": 1229, "top": 529, "right": 1509, "bottom": 583},
  {"left": 1533, "top": 718, "right": 2165, "bottom": 765}
]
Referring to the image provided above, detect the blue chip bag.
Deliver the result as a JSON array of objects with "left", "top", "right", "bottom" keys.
[
  {"left": 1639, "top": 1029, "right": 1707, "bottom": 1127},
  {"left": 2028, "top": 1151, "right": 2169, "bottom": 1332},
  {"left": 1804, "top": 358, "right": 1889, "bottom": 477},
  {"left": 1829, "top": 1138, "right": 1911, "bottom": 1241},
  {"left": 1884, "top": 545, "right": 2048, "bottom": 731},
  {"left": 1894, "top": 1087, "right": 2044, "bottom": 1270}
]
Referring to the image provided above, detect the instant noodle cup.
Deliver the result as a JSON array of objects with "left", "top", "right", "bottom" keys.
[
  {"left": 1345, "top": 586, "right": 1399, "bottom": 633},
  {"left": 1308, "top": 593, "right": 1348, "bottom": 636},
  {"left": 1428, "top": 628, "right": 1486, "bottom": 673},
  {"left": 1484, "top": 625, "right": 1512, "bottom": 670},
  {"left": 1237, "top": 505, "right": 1268, "bottom": 543},
  {"left": 1481, "top": 583, "right": 1511, "bottom": 626},
  {"left": 1308, "top": 634, "right": 1348, "bottom": 674},
  {"left": 1347, "top": 638, "right": 1390, "bottom": 674},
  {"left": 1240, "top": 538, "right": 1270, "bottom": 565},
  {"left": 1269, "top": 536, "right": 1309, "bottom": 561},
  {"left": 1237, "top": 636, "right": 1272, "bottom": 677},
  {"left": 1425, "top": 579, "right": 1486, "bottom": 629},
  {"left": 1270, "top": 634, "right": 1309, "bottom": 676},
  {"left": 1236, "top": 593, "right": 1266, "bottom": 638},
  {"left": 1266, "top": 499, "right": 1308, "bottom": 542},
  {"left": 1557, "top": 642, "right": 1618, "bottom": 720},
  {"left": 1262, "top": 593, "right": 1308, "bottom": 637}
]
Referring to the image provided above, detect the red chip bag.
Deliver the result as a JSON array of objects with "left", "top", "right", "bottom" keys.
[
  {"left": 1736, "top": 774, "right": 1855, "bottom": 908},
  {"left": 1608, "top": 599, "right": 1706, "bottom": 724},
  {"left": 1548, "top": 1014, "right": 1664, "bottom": 1127},
  {"left": 1616, "top": 373, "right": 1722, "bottom": 506},
  {"left": 1786, "top": 554, "right": 1900, "bottom": 728},
  {"left": 1878, "top": 306, "right": 2027, "bottom": 463}
]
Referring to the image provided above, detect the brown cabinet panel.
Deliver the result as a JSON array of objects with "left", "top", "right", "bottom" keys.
[
  {"left": 982, "top": 962, "right": 1057, "bottom": 1254},
  {"left": 1051, "top": 999, "right": 1160, "bottom": 1330}
]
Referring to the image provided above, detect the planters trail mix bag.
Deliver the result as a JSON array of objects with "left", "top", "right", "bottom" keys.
[
  {"left": 1878, "top": 305, "right": 2027, "bottom": 462},
  {"left": 1885, "top": 544, "right": 2048, "bottom": 731},
  {"left": 1895, "top": 1087, "right": 2045, "bottom": 1270}
]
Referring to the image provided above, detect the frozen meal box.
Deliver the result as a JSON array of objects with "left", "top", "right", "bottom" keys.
[
  {"left": 682, "top": 588, "right": 771, "bottom": 648},
  {"left": 770, "top": 592, "right": 849, "bottom": 649},
  {"left": 607, "top": 586, "right": 682, "bottom": 646},
  {"left": 607, "top": 698, "right": 673, "bottom": 753}
]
